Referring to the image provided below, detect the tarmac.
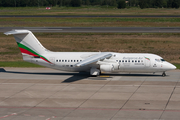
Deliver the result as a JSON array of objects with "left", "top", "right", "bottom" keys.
[
  {"left": 0, "top": 67, "right": 180, "bottom": 120},
  {"left": 1, "top": 27, "right": 180, "bottom": 33}
]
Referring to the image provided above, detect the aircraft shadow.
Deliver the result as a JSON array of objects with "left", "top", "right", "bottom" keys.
[
  {"left": 0, "top": 68, "right": 6, "bottom": 72},
  {"left": 0, "top": 68, "right": 90, "bottom": 83},
  {"left": 102, "top": 73, "right": 162, "bottom": 77},
  {"left": 0, "top": 68, "right": 163, "bottom": 83}
]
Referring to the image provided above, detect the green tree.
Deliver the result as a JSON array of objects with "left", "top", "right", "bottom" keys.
[
  {"left": 16, "top": 0, "right": 27, "bottom": 7},
  {"left": 90, "top": 0, "right": 101, "bottom": 5},
  {"left": 85, "top": 0, "right": 90, "bottom": 5},
  {"left": 109, "top": 0, "right": 117, "bottom": 6},
  {"left": 167, "top": 0, "right": 173, "bottom": 8},
  {"left": 139, "top": 0, "right": 147, "bottom": 9},
  {"left": 0, "top": 0, "right": 2, "bottom": 6},
  {"left": 63, "top": 0, "right": 71, "bottom": 6},
  {"left": 117, "top": 0, "right": 126, "bottom": 9},
  {"left": 101, "top": 0, "right": 108, "bottom": 6},
  {"left": 153, "top": 0, "right": 164, "bottom": 8},
  {"left": 71, "top": 0, "right": 81, "bottom": 7},
  {"left": 167, "top": 0, "right": 180, "bottom": 8},
  {"left": 129, "top": 0, "right": 139, "bottom": 7},
  {"left": 172, "top": 0, "right": 180, "bottom": 8},
  {"left": 27, "top": 0, "right": 38, "bottom": 6},
  {"left": 2, "top": 0, "right": 14, "bottom": 7}
]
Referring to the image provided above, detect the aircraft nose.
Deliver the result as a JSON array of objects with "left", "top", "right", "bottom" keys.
[
  {"left": 166, "top": 62, "right": 176, "bottom": 70},
  {"left": 171, "top": 64, "right": 177, "bottom": 70}
]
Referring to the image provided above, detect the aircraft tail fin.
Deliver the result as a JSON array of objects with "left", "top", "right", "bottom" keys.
[{"left": 4, "top": 30, "right": 47, "bottom": 57}]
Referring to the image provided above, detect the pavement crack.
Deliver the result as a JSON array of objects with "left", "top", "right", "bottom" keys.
[
  {"left": 110, "top": 77, "right": 147, "bottom": 120},
  {"left": 159, "top": 76, "right": 180, "bottom": 119},
  {"left": 61, "top": 77, "right": 112, "bottom": 120}
]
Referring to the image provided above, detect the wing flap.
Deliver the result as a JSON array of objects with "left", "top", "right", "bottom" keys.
[{"left": 75, "top": 52, "right": 112, "bottom": 67}]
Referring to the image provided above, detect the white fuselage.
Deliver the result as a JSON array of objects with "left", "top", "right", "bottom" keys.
[{"left": 26, "top": 52, "right": 176, "bottom": 74}]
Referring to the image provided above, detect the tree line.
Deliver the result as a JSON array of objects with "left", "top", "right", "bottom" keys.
[{"left": 0, "top": 0, "right": 179, "bottom": 9}]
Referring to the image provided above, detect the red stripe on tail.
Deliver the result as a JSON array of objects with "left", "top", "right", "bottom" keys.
[
  {"left": 19, "top": 47, "right": 38, "bottom": 57},
  {"left": 19, "top": 47, "right": 52, "bottom": 64}
]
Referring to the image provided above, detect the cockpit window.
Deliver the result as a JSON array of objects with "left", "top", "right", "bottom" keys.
[
  {"left": 155, "top": 59, "right": 160, "bottom": 62},
  {"left": 161, "top": 59, "right": 165, "bottom": 61},
  {"left": 155, "top": 59, "right": 166, "bottom": 62}
]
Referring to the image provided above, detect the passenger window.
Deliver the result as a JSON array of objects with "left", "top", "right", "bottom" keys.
[
  {"left": 62, "top": 60, "right": 64, "bottom": 62},
  {"left": 138, "top": 60, "right": 140, "bottom": 62},
  {"left": 74, "top": 60, "right": 76, "bottom": 62},
  {"left": 122, "top": 60, "right": 124, "bottom": 62},
  {"left": 59, "top": 60, "right": 61, "bottom": 62},
  {"left": 141, "top": 60, "right": 143, "bottom": 62},
  {"left": 77, "top": 60, "right": 79, "bottom": 62},
  {"left": 56, "top": 60, "right": 58, "bottom": 62},
  {"left": 135, "top": 60, "right": 137, "bottom": 62},
  {"left": 70, "top": 65, "right": 73, "bottom": 67},
  {"left": 132, "top": 60, "right": 134, "bottom": 62},
  {"left": 68, "top": 60, "right": 70, "bottom": 62},
  {"left": 119, "top": 60, "right": 121, "bottom": 62},
  {"left": 71, "top": 60, "right": 73, "bottom": 62},
  {"left": 125, "top": 60, "right": 127, "bottom": 62},
  {"left": 128, "top": 60, "right": 130, "bottom": 62},
  {"left": 116, "top": 60, "right": 118, "bottom": 62},
  {"left": 65, "top": 60, "right": 67, "bottom": 62}
]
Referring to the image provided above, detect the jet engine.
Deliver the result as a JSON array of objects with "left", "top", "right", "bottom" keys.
[{"left": 100, "top": 63, "right": 119, "bottom": 72}]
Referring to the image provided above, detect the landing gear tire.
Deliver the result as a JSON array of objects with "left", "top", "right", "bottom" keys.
[
  {"left": 162, "top": 72, "right": 166, "bottom": 77},
  {"left": 90, "top": 68, "right": 100, "bottom": 77}
]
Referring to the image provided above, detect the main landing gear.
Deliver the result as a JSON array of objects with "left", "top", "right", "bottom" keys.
[
  {"left": 90, "top": 68, "right": 100, "bottom": 76},
  {"left": 162, "top": 72, "right": 166, "bottom": 77}
]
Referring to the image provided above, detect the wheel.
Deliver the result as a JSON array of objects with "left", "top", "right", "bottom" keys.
[
  {"left": 162, "top": 72, "right": 166, "bottom": 77},
  {"left": 90, "top": 68, "right": 100, "bottom": 76}
]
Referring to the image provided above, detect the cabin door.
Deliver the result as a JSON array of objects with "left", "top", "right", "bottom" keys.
[
  {"left": 49, "top": 57, "right": 55, "bottom": 66},
  {"left": 145, "top": 58, "right": 151, "bottom": 67}
]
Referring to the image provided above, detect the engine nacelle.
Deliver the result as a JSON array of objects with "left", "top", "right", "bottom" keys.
[
  {"left": 100, "top": 63, "right": 119, "bottom": 72},
  {"left": 100, "top": 64, "right": 114, "bottom": 72}
]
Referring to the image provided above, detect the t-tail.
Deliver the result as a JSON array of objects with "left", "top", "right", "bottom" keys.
[{"left": 4, "top": 30, "right": 53, "bottom": 65}]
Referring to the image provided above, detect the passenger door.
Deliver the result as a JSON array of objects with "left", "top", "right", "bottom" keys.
[
  {"left": 145, "top": 58, "right": 151, "bottom": 67},
  {"left": 49, "top": 57, "right": 55, "bottom": 66}
]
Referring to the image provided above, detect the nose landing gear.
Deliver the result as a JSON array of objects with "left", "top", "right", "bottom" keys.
[{"left": 162, "top": 72, "right": 166, "bottom": 77}]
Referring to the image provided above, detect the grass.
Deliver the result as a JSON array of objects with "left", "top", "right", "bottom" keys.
[
  {"left": 0, "top": 32, "right": 179, "bottom": 69},
  {"left": 174, "top": 63, "right": 180, "bottom": 69},
  {"left": 0, "top": 17, "right": 180, "bottom": 27},
  {"left": 1, "top": 32, "right": 180, "bottom": 63},
  {"left": 1, "top": 7, "right": 180, "bottom": 27},
  {"left": 0, "top": 61, "right": 43, "bottom": 67},
  {"left": 0, "top": 7, "right": 180, "bottom": 16}
]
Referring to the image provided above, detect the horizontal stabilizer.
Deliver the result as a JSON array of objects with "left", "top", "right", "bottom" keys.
[{"left": 4, "top": 30, "right": 30, "bottom": 35}]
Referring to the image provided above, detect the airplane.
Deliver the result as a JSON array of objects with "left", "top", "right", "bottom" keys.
[{"left": 4, "top": 30, "right": 176, "bottom": 77}]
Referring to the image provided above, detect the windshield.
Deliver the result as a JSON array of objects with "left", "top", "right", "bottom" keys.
[
  {"left": 161, "top": 59, "right": 165, "bottom": 61},
  {"left": 155, "top": 59, "right": 166, "bottom": 62}
]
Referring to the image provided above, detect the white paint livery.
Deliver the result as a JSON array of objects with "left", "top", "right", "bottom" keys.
[{"left": 4, "top": 30, "right": 176, "bottom": 76}]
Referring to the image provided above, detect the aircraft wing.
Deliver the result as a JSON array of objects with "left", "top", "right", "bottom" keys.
[{"left": 75, "top": 52, "right": 112, "bottom": 67}]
